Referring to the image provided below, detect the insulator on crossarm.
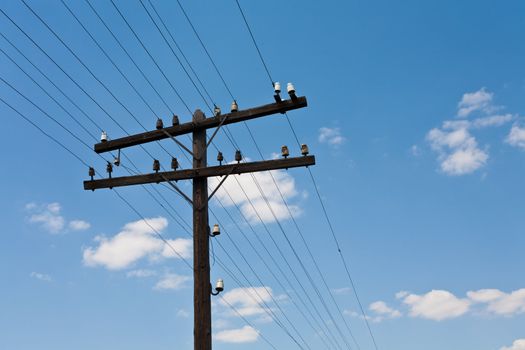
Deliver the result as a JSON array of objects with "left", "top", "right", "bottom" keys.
[
  {"left": 100, "top": 131, "right": 108, "bottom": 142},
  {"left": 214, "top": 105, "right": 221, "bottom": 116},
  {"left": 153, "top": 159, "right": 160, "bottom": 173},
  {"left": 281, "top": 145, "right": 289, "bottom": 158},
  {"left": 172, "top": 114, "right": 179, "bottom": 126},
  {"left": 156, "top": 118, "right": 164, "bottom": 130},
  {"left": 88, "top": 166, "right": 95, "bottom": 180},
  {"left": 235, "top": 150, "right": 242, "bottom": 163},
  {"left": 231, "top": 100, "right": 238, "bottom": 113},
  {"left": 171, "top": 157, "right": 179, "bottom": 170},
  {"left": 287, "top": 82, "right": 297, "bottom": 100},
  {"left": 217, "top": 151, "right": 224, "bottom": 165},
  {"left": 301, "top": 144, "right": 309, "bottom": 156}
]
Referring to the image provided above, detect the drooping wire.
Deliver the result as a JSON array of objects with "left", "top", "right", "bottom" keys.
[
  {"left": 1, "top": 82, "right": 288, "bottom": 350},
  {"left": 167, "top": 1, "right": 351, "bottom": 346},
  {"left": 232, "top": 1, "right": 380, "bottom": 348}
]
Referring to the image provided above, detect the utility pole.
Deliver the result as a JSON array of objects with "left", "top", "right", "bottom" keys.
[{"left": 84, "top": 93, "right": 314, "bottom": 350}]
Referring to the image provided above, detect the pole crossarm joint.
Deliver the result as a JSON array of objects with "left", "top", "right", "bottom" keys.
[
  {"left": 94, "top": 96, "right": 307, "bottom": 154},
  {"left": 84, "top": 156, "right": 315, "bottom": 191}
]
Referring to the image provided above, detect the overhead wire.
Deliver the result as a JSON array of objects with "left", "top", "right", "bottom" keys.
[
  {"left": 232, "top": 1, "right": 380, "bottom": 349},
  {"left": 0, "top": 71, "right": 287, "bottom": 350},
  {"left": 167, "top": 1, "right": 354, "bottom": 347}
]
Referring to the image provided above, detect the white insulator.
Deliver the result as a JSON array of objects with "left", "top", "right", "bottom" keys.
[
  {"left": 287, "top": 82, "right": 295, "bottom": 94},
  {"left": 212, "top": 224, "right": 220, "bottom": 236},
  {"left": 274, "top": 82, "right": 281, "bottom": 94},
  {"left": 100, "top": 131, "right": 108, "bottom": 142},
  {"left": 215, "top": 279, "right": 224, "bottom": 292}
]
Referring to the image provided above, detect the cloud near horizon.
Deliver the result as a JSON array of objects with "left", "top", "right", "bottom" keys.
[{"left": 362, "top": 288, "right": 525, "bottom": 322}]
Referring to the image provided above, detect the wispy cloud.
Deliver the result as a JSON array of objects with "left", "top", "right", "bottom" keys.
[
  {"left": 319, "top": 127, "right": 346, "bottom": 147},
  {"left": 215, "top": 326, "right": 259, "bottom": 343},
  {"left": 153, "top": 273, "right": 191, "bottom": 291},
  {"left": 26, "top": 202, "right": 91, "bottom": 234},
  {"left": 83, "top": 217, "right": 191, "bottom": 270},
  {"left": 30, "top": 272, "right": 52, "bottom": 282},
  {"left": 126, "top": 269, "right": 157, "bottom": 278}
]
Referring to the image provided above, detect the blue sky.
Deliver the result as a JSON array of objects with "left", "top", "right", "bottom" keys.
[{"left": 1, "top": 0, "right": 524, "bottom": 349}]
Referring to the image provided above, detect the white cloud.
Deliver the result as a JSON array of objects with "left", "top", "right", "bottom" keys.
[
  {"left": 501, "top": 339, "right": 525, "bottom": 350},
  {"left": 126, "top": 269, "right": 157, "bottom": 278},
  {"left": 471, "top": 114, "right": 514, "bottom": 128},
  {"left": 154, "top": 273, "right": 191, "bottom": 291},
  {"left": 427, "top": 125, "right": 488, "bottom": 175},
  {"left": 427, "top": 89, "right": 517, "bottom": 176},
  {"left": 468, "top": 288, "right": 525, "bottom": 316},
  {"left": 69, "top": 220, "right": 91, "bottom": 231},
  {"left": 319, "top": 127, "right": 346, "bottom": 147},
  {"left": 369, "top": 301, "right": 401, "bottom": 321},
  {"left": 457, "top": 88, "right": 494, "bottom": 117},
  {"left": 395, "top": 291, "right": 409, "bottom": 299},
  {"left": 215, "top": 326, "right": 259, "bottom": 343},
  {"left": 209, "top": 166, "right": 301, "bottom": 224},
  {"left": 30, "top": 272, "right": 52, "bottom": 282},
  {"left": 506, "top": 124, "right": 525, "bottom": 150},
  {"left": 27, "top": 202, "right": 65, "bottom": 234},
  {"left": 26, "top": 202, "right": 91, "bottom": 234},
  {"left": 220, "top": 287, "right": 274, "bottom": 317},
  {"left": 402, "top": 290, "right": 470, "bottom": 321},
  {"left": 83, "top": 217, "right": 191, "bottom": 270}
]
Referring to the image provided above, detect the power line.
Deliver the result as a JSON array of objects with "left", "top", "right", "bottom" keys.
[{"left": 231, "top": 1, "right": 379, "bottom": 348}]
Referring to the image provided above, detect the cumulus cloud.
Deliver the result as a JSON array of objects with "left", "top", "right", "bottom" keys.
[
  {"left": 30, "top": 272, "right": 52, "bottom": 282},
  {"left": 506, "top": 125, "right": 525, "bottom": 150},
  {"left": 402, "top": 290, "right": 471, "bottom": 321},
  {"left": 427, "top": 124, "right": 488, "bottom": 175},
  {"left": 208, "top": 166, "right": 302, "bottom": 224},
  {"left": 153, "top": 273, "right": 191, "bottom": 291},
  {"left": 371, "top": 288, "right": 525, "bottom": 322},
  {"left": 26, "top": 202, "right": 90, "bottom": 234},
  {"left": 319, "top": 127, "right": 346, "bottom": 147},
  {"left": 501, "top": 339, "right": 525, "bottom": 350},
  {"left": 426, "top": 89, "right": 517, "bottom": 176},
  {"left": 369, "top": 301, "right": 401, "bottom": 321},
  {"left": 215, "top": 326, "right": 259, "bottom": 343},
  {"left": 457, "top": 88, "right": 494, "bottom": 117},
  {"left": 468, "top": 289, "right": 525, "bottom": 316},
  {"left": 220, "top": 287, "right": 274, "bottom": 317},
  {"left": 82, "top": 217, "right": 191, "bottom": 270}
]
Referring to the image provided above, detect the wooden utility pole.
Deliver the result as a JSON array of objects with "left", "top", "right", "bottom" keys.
[{"left": 84, "top": 96, "right": 314, "bottom": 350}]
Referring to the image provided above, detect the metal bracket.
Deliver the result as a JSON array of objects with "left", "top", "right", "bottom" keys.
[
  {"left": 207, "top": 166, "right": 235, "bottom": 203},
  {"left": 161, "top": 174, "right": 193, "bottom": 206},
  {"left": 161, "top": 129, "right": 196, "bottom": 158},
  {"left": 206, "top": 114, "right": 228, "bottom": 149}
]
